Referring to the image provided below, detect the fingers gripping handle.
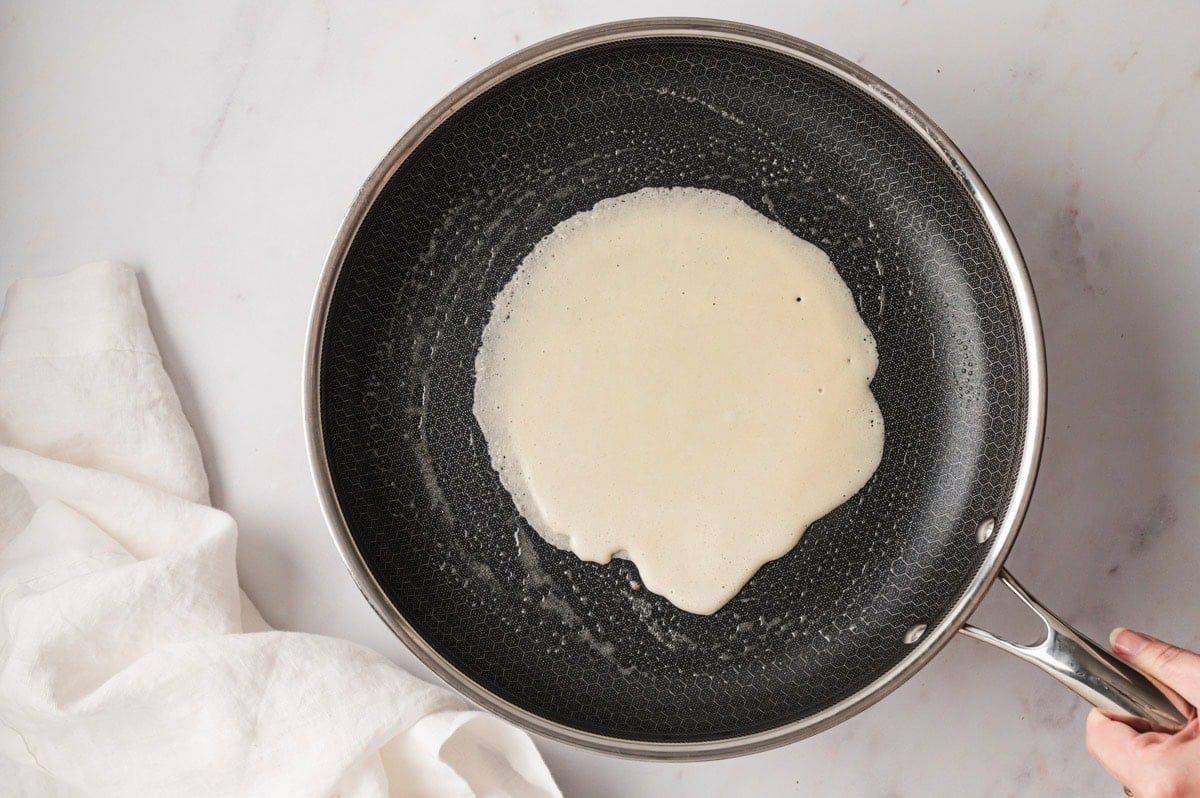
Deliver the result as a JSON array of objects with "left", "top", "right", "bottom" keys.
[{"left": 960, "top": 568, "right": 1188, "bottom": 733}]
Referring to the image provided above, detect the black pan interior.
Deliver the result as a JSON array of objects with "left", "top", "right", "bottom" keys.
[{"left": 318, "top": 37, "right": 1028, "bottom": 742}]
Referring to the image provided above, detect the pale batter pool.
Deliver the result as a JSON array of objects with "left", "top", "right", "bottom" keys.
[{"left": 473, "top": 187, "right": 884, "bottom": 615}]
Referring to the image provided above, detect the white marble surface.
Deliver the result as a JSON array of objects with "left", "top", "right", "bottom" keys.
[{"left": 3, "top": 2, "right": 1198, "bottom": 795}]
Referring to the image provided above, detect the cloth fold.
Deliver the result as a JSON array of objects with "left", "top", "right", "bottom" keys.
[{"left": 0, "top": 262, "right": 559, "bottom": 797}]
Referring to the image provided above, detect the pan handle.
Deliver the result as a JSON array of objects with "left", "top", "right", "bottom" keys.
[{"left": 959, "top": 567, "right": 1189, "bottom": 733}]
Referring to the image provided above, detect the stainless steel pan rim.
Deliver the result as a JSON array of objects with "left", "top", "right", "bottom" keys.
[{"left": 304, "top": 17, "right": 1046, "bottom": 760}]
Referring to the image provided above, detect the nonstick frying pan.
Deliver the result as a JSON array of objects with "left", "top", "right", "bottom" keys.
[{"left": 305, "top": 19, "right": 1186, "bottom": 758}]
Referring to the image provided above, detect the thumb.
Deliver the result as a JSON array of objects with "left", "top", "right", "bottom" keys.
[{"left": 1111, "top": 628, "right": 1200, "bottom": 709}]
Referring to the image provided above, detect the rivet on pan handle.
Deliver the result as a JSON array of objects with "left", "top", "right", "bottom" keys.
[{"left": 960, "top": 568, "right": 1189, "bottom": 733}]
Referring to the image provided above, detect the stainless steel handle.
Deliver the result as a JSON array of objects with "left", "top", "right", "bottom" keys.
[{"left": 960, "top": 567, "right": 1188, "bottom": 733}]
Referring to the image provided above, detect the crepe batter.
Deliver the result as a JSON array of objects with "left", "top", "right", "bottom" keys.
[{"left": 473, "top": 187, "right": 884, "bottom": 615}]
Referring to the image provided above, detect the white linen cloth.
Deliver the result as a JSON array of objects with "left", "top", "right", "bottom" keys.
[{"left": 0, "top": 262, "right": 560, "bottom": 797}]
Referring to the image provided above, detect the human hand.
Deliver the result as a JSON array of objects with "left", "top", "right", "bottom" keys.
[{"left": 1086, "top": 628, "right": 1200, "bottom": 797}]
